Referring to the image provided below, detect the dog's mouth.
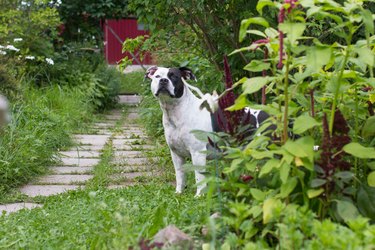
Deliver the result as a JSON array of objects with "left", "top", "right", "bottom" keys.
[{"left": 155, "top": 87, "right": 174, "bottom": 98}]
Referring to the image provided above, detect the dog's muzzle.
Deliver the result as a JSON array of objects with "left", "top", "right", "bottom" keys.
[{"left": 155, "top": 78, "right": 174, "bottom": 97}]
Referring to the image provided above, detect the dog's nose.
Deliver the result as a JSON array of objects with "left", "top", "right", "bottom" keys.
[{"left": 159, "top": 78, "right": 169, "bottom": 86}]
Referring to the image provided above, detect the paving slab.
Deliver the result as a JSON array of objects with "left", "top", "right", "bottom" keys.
[
  {"left": 127, "top": 113, "right": 140, "bottom": 120},
  {"left": 113, "top": 165, "right": 151, "bottom": 173},
  {"left": 50, "top": 166, "right": 94, "bottom": 174},
  {"left": 20, "top": 185, "right": 80, "bottom": 197},
  {"left": 112, "top": 138, "right": 148, "bottom": 146},
  {"left": 112, "top": 144, "right": 154, "bottom": 151},
  {"left": 59, "top": 150, "right": 100, "bottom": 158},
  {"left": 119, "top": 95, "right": 142, "bottom": 104},
  {"left": 76, "top": 145, "right": 105, "bottom": 151},
  {"left": 107, "top": 183, "right": 136, "bottom": 189},
  {"left": 0, "top": 203, "right": 42, "bottom": 214},
  {"left": 60, "top": 158, "right": 100, "bottom": 167},
  {"left": 114, "top": 151, "right": 144, "bottom": 158},
  {"left": 112, "top": 157, "right": 152, "bottom": 165},
  {"left": 36, "top": 175, "right": 93, "bottom": 184}
]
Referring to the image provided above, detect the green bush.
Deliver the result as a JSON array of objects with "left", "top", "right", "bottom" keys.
[{"left": 0, "top": 86, "right": 94, "bottom": 194}]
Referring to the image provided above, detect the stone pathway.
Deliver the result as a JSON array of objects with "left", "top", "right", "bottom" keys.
[{"left": 0, "top": 95, "right": 156, "bottom": 214}]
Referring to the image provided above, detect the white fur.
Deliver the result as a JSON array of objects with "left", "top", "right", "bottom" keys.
[{"left": 149, "top": 67, "right": 212, "bottom": 196}]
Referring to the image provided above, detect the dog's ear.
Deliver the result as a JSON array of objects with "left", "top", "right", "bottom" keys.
[
  {"left": 145, "top": 66, "right": 158, "bottom": 80},
  {"left": 179, "top": 67, "right": 196, "bottom": 81}
]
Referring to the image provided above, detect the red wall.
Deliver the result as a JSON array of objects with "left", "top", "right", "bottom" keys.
[{"left": 104, "top": 19, "right": 152, "bottom": 65}]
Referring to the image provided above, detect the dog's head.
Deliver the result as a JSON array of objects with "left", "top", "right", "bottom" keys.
[{"left": 145, "top": 66, "right": 196, "bottom": 99}]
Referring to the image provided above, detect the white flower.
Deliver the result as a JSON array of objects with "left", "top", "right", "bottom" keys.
[
  {"left": 25, "top": 56, "right": 35, "bottom": 60},
  {"left": 13, "top": 38, "right": 23, "bottom": 42},
  {"left": 0, "top": 50, "right": 6, "bottom": 55},
  {"left": 5, "top": 45, "right": 20, "bottom": 52},
  {"left": 0, "top": 45, "right": 4, "bottom": 49},
  {"left": 45, "top": 58, "right": 54, "bottom": 65}
]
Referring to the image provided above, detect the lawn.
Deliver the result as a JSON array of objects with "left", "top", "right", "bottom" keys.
[{"left": 0, "top": 184, "right": 208, "bottom": 249}]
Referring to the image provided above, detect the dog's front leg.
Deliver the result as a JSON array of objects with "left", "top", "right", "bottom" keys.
[
  {"left": 170, "top": 150, "right": 186, "bottom": 194},
  {"left": 191, "top": 152, "right": 207, "bottom": 197}
]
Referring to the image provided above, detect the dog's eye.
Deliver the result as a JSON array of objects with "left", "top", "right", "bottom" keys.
[{"left": 155, "top": 75, "right": 161, "bottom": 78}]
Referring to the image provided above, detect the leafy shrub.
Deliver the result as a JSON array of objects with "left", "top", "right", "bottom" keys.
[{"left": 0, "top": 86, "right": 93, "bottom": 194}]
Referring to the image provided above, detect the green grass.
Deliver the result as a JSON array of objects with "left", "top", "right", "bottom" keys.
[
  {"left": 0, "top": 86, "right": 95, "bottom": 197},
  {"left": 0, "top": 184, "right": 208, "bottom": 249},
  {"left": 120, "top": 71, "right": 145, "bottom": 94}
]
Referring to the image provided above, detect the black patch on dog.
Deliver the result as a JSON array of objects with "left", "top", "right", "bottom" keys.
[{"left": 167, "top": 68, "right": 185, "bottom": 98}]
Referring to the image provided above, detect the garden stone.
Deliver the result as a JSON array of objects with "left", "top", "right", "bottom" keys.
[
  {"left": 0, "top": 203, "right": 42, "bottom": 214},
  {"left": 59, "top": 150, "right": 100, "bottom": 158},
  {"left": 36, "top": 174, "right": 93, "bottom": 184},
  {"left": 61, "top": 158, "right": 100, "bottom": 166},
  {"left": 20, "top": 185, "right": 80, "bottom": 197},
  {"left": 110, "top": 172, "right": 151, "bottom": 181},
  {"left": 114, "top": 150, "right": 144, "bottom": 158},
  {"left": 127, "top": 112, "right": 140, "bottom": 120},
  {"left": 112, "top": 157, "right": 151, "bottom": 165},
  {"left": 112, "top": 138, "right": 148, "bottom": 146},
  {"left": 118, "top": 95, "right": 141, "bottom": 104},
  {"left": 112, "top": 144, "right": 154, "bottom": 151},
  {"left": 153, "top": 225, "right": 193, "bottom": 249},
  {"left": 50, "top": 166, "right": 93, "bottom": 174}
]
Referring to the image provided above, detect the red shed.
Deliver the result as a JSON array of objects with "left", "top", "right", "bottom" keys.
[{"left": 103, "top": 18, "right": 152, "bottom": 65}]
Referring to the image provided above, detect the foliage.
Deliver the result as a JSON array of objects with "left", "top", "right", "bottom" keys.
[
  {"left": 0, "top": 184, "right": 207, "bottom": 249},
  {"left": 0, "top": 86, "right": 94, "bottom": 195},
  {"left": 128, "top": 0, "right": 264, "bottom": 79},
  {"left": 199, "top": 0, "right": 375, "bottom": 248},
  {"left": 57, "top": 0, "right": 129, "bottom": 41}
]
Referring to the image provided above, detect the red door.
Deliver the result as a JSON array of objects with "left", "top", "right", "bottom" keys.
[{"left": 104, "top": 18, "right": 152, "bottom": 65}]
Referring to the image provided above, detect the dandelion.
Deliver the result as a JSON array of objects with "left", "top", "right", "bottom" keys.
[
  {"left": 25, "top": 56, "right": 35, "bottom": 60},
  {"left": 45, "top": 58, "right": 54, "bottom": 65},
  {"left": 13, "top": 38, "right": 23, "bottom": 42},
  {"left": 5, "top": 45, "right": 20, "bottom": 52}
]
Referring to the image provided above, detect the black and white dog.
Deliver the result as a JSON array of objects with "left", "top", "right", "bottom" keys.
[{"left": 145, "top": 66, "right": 269, "bottom": 196}]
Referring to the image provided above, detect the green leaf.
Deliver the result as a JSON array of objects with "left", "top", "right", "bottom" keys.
[
  {"left": 259, "top": 158, "right": 280, "bottom": 178},
  {"left": 307, "top": 188, "right": 324, "bottom": 198},
  {"left": 368, "top": 171, "right": 375, "bottom": 187},
  {"left": 343, "top": 143, "right": 375, "bottom": 159},
  {"left": 250, "top": 188, "right": 266, "bottom": 201},
  {"left": 244, "top": 60, "right": 270, "bottom": 72},
  {"left": 247, "top": 29, "right": 267, "bottom": 38},
  {"left": 293, "top": 115, "right": 320, "bottom": 134},
  {"left": 311, "top": 178, "right": 326, "bottom": 188},
  {"left": 362, "top": 116, "right": 375, "bottom": 138},
  {"left": 256, "top": 0, "right": 276, "bottom": 15},
  {"left": 355, "top": 47, "right": 374, "bottom": 67},
  {"left": 336, "top": 200, "right": 359, "bottom": 222},
  {"left": 280, "top": 177, "right": 297, "bottom": 198},
  {"left": 306, "top": 46, "right": 332, "bottom": 73},
  {"left": 362, "top": 9, "right": 374, "bottom": 35},
  {"left": 263, "top": 198, "right": 278, "bottom": 224},
  {"left": 224, "top": 158, "right": 243, "bottom": 174},
  {"left": 284, "top": 140, "right": 308, "bottom": 158},
  {"left": 242, "top": 77, "right": 275, "bottom": 94},
  {"left": 279, "top": 162, "right": 291, "bottom": 184},
  {"left": 357, "top": 185, "right": 375, "bottom": 220},
  {"left": 279, "top": 22, "right": 306, "bottom": 44},
  {"left": 239, "top": 17, "right": 269, "bottom": 42}
]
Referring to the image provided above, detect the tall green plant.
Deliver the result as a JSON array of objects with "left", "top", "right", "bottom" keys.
[{"left": 206, "top": 0, "right": 375, "bottom": 247}]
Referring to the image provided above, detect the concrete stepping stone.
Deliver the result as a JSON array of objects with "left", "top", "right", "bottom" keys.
[
  {"left": 0, "top": 203, "right": 42, "bottom": 214},
  {"left": 20, "top": 185, "right": 80, "bottom": 197},
  {"left": 112, "top": 144, "right": 154, "bottom": 151},
  {"left": 76, "top": 145, "right": 105, "bottom": 151},
  {"left": 112, "top": 138, "right": 148, "bottom": 146},
  {"left": 127, "top": 113, "right": 140, "bottom": 120},
  {"left": 59, "top": 150, "right": 100, "bottom": 158},
  {"left": 36, "top": 175, "right": 93, "bottom": 184},
  {"left": 119, "top": 95, "right": 142, "bottom": 104},
  {"left": 113, "top": 165, "right": 150, "bottom": 173},
  {"left": 114, "top": 151, "right": 144, "bottom": 158},
  {"left": 50, "top": 166, "right": 93, "bottom": 174},
  {"left": 73, "top": 134, "right": 110, "bottom": 144},
  {"left": 113, "top": 134, "right": 147, "bottom": 140},
  {"left": 112, "top": 157, "right": 152, "bottom": 165},
  {"left": 104, "top": 114, "right": 122, "bottom": 120},
  {"left": 60, "top": 158, "right": 100, "bottom": 167},
  {"left": 91, "top": 123, "right": 116, "bottom": 128}
]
